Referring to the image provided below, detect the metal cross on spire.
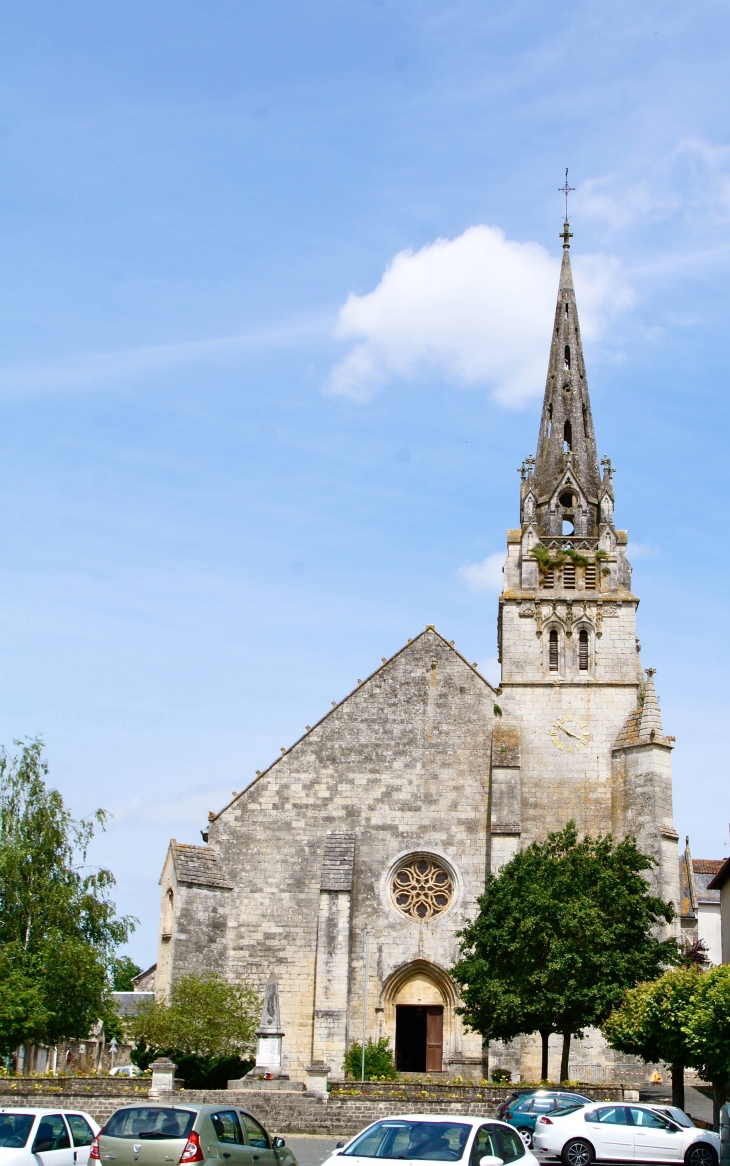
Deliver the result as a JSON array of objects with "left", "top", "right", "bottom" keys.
[{"left": 559, "top": 168, "right": 575, "bottom": 218}]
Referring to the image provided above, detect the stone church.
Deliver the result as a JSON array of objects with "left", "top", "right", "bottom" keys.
[{"left": 156, "top": 220, "right": 681, "bottom": 1085}]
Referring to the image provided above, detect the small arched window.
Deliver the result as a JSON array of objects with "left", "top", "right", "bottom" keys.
[
  {"left": 563, "top": 420, "right": 572, "bottom": 451},
  {"left": 549, "top": 629, "right": 559, "bottom": 671},
  {"left": 564, "top": 346, "right": 571, "bottom": 370},
  {"left": 565, "top": 302, "right": 569, "bottom": 316},
  {"left": 579, "top": 629, "right": 589, "bottom": 670}
]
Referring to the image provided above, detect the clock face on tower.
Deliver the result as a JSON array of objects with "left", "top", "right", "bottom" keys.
[{"left": 550, "top": 715, "right": 591, "bottom": 752}]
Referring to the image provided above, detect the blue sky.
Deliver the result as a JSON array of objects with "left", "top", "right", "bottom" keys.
[{"left": 1, "top": 1, "right": 729, "bottom": 966}]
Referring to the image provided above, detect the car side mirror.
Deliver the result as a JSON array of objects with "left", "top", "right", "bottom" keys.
[
  {"left": 335, "top": 1144, "right": 345, "bottom": 1150},
  {"left": 272, "top": 1138, "right": 285, "bottom": 1149},
  {"left": 480, "top": 1157, "right": 504, "bottom": 1166}
]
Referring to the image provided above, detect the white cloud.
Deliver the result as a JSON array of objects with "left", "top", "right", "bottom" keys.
[
  {"left": 326, "top": 225, "right": 632, "bottom": 407},
  {"left": 458, "top": 551, "right": 505, "bottom": 593}
]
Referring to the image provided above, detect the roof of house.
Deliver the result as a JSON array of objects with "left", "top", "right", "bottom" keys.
[
  {"left": 707, "top": 855, "right": 730, "bottom": 891},
  {"left": 680, "top": 842, "right": 723, "bottom": 915}
]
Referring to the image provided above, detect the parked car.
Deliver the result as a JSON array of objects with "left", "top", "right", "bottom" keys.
[
  {"left": 532, "top": 1100, "right": 720, "bottom": 1166},
  {"left": 0, "top": 1107, "right": 100, "bottom": 1166},
  {"left": 321, "top": 1113, "right": 539, "bottom": 1166},
  {"left": 499, "top": 1093, "right": 593, "bottom": 1149},
  {"left": 92, "top": 1104, "right": 297, "bottom": 1166}
]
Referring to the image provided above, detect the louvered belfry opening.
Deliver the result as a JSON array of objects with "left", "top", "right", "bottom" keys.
[
  {"left": 585, "top": 563, "right": 596, "bottom": 589},
  {"left": 563, "top": 562, "right": 576, "bottom": 589},
  {"left": 549, "top": 629, "right": 559, "bottom": 671},
  {"left": 579, "top": 629, "right": 589, "bottom": 670},
  {"left": 543, "top": 567, "right": 554, "bottom": 589}
]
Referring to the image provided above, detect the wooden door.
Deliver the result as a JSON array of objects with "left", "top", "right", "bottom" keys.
[{"left": 425, "top": 1006, "right": 443, "bottom": 1071}]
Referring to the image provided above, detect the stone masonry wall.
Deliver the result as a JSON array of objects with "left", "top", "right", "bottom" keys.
[{"left": 166, "top": 629, "right": 499, "bottom": 1083}]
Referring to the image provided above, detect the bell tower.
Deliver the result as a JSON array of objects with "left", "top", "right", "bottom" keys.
[{"left": 494, "top": 215, "right": 679, "bottom": 922}]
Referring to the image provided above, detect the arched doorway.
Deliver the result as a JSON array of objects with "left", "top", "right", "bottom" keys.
[{"left": 382, "top": 960, "right": 457, "bottom": 1074}]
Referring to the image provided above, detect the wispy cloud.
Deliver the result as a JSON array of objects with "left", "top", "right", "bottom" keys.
[
  {"left": 0, "top": 316, "right": 330, "bottom": 396},
  {"left": 326, "top": 225, "right": 633, "bottom": 407},
  {"left": 576, "top": 137, "right": 730, "bottom": 233},
  {"left": 458, "top": 551, "right": 506, "bottom": 593}
]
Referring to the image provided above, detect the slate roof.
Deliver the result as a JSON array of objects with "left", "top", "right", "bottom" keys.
[
  {"left": 171, "top": 841, "right": 232, "bottom": 889},
  {"left": 112, "top": 991, "right": 154, "bottom": 1017},
  {"left": 679, "top": 843, "right": 722, "bottom": 916},
  {"left": 320, "top": 833, "right": 356, "bottom": 891}
]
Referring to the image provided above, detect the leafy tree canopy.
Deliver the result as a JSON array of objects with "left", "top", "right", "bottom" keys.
[
  {"left": 452, "top": 822, "right": 678, "bottom": 1080},
  {"left": 112, "top": 957, "right": 143, "bottom": 992},
  {"left": 128, "top": 971, "right": 260, "bottom": 1062},
  {"left": 0, "top": 739, "right": 135, "bottom": 1052},
  {"left": 603, "top": 966, "right": 700, "bottom": 1108},
  {"left": 682, "top": 964, "right": 730, "bottom": 1127}
]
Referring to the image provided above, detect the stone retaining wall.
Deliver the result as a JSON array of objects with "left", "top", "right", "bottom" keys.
[
  {"left": 168, "top": 1084, "right": 625, "bottom": 1138},
  {"left": 0, "top": 1079, "right": 626, "bottom": 1138}
]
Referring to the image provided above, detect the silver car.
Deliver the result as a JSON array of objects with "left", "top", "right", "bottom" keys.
[{"left": 91, "top": 1104, "right": 296, "bottom": 1166}]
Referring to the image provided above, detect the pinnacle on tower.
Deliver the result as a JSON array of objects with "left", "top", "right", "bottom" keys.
[
  {"left": 637, "top": 668, "right": 665, "bottom": 743},
  {"left": 529, "top": 221, "right": 603, "bottom": 538}
]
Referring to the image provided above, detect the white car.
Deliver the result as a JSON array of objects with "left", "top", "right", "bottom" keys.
[
  {"left": 533, "top": 1100, "right": 719, "bottom": 1166},
  {"left": 322, "top": 1114, "right": 540, "bottom": 1166},
  {"left": 0, "top": 1108, "right": 100, "bottom": 1166}
]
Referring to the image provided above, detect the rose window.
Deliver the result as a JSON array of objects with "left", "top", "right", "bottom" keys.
[{"left": 391, "top": 855, "right": 454, "bottom": 920}]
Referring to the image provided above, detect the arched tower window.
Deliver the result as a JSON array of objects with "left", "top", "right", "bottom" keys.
[
  {"left": 564, "top": 345, "right": 571, "bottom": 370},
  {"left": 563, "top": 420, "right": 572, "bottom": 451},
  {"left": 549, "top": 629, "right": 559, "bottom": 672},
  {"left": 579, "top": 629, "right": 589, "bottom": 670}
]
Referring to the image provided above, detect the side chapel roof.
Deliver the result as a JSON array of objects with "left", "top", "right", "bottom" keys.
[{"left": 167, "top": 839, "right": 232, "bottom": 889}]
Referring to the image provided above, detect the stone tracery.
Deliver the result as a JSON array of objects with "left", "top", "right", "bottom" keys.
[{"left": 391, "top": 855, "right": 454, "bottom": 920}]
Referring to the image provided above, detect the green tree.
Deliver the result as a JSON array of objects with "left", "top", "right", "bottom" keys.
[
  {"left": 0, "top": 739, "right": 135, "bottom": 1053},
  {"left": 603, "top": 966, "right": 700, "bottom": 1109},
  {"left": 127, "top": 971, "right": 260, "bottom": 1087},
  {"left": 0, "top": 944, "right": 48, "bottom": 1055},
  {"left": 682, "top": 964, "right": 730, "bottom": 1129},
  {"left": 452, "top": 823, "right": 678, "bottom": 1082},
  {"left": 344, "top": 1037, "right": 397, "bottom": 1081},
  {"left": 112, "top": 957, "right": 142, "bottom": 991}
]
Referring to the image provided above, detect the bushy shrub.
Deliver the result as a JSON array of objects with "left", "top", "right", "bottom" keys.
[
  {"left": 491, "top": 1068, "right": 511, "bottom": 1083},
  {"left": 344, "top": 1037, "right": 397, "bottom": 1081}
]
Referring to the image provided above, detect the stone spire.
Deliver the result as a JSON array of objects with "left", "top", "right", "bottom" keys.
[
  {"left": 637, "top": 668, "right": 665, "bottom": 743},
  {"left": 530, "top": 221, "right": 602, "bottom": 538}
]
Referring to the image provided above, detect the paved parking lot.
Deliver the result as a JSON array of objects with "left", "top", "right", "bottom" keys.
[
  {"left": 284, "top": 1137, "right": 342, "bottom": 1166},
  {"left": 280, "top": 1087, "right": 716, "bottom": 1166}
]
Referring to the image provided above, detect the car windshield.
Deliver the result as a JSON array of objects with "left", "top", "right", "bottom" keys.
[
  {"left": 550, "top": 1106, "right": 584, "bottom": 1118},
  {"left": 0, "top": 1114, "right": 34, "bottom": 1148},
  {"left": 341, "top": 1120, "right": 471, "bottom": 1160},
  {"left": 104, "top": 1109, "right": 196, "bottom": 1141},
  {"left": 655, "top": 1109, "right": 693, "bottom": 1129}
]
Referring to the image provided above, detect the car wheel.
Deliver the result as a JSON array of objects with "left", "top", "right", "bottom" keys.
[
  {"left": 561, "top": 1140, "right": 594, "bottom": 1166},
  {"left": 518, "top": 1130, "right": 533, "bottom": 1150},
  {"left": 685, "top": 1145, "right": 717, "bottom": 1166}
]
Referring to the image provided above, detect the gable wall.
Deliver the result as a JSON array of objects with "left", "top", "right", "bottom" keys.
[{"left": 171, "top": 630, "right": 496, "bottom": 1078}]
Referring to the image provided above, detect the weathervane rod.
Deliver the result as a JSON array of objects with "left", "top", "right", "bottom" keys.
[{"left": 559, "top": 167, "right": 575, "bottom": 220}]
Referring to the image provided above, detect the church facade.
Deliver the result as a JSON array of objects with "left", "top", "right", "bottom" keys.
[{"left": 155, "top": 222, "right": 680, "bottom": 1085}]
